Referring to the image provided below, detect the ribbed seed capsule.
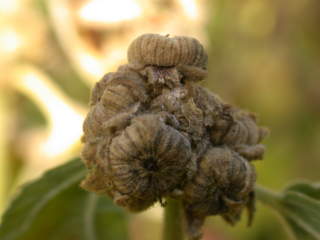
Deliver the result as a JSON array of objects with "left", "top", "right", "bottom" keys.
[
  {"left": 107, "top": 114, "right": 193, "bottom": 211},
  {"left": 128, "top": 34, "right": 180, "bottom": 68},
  {"left": 222, "top": 113, "right": 257, "bottom": 145},
  {"left": 214, "top": 110, "right": 267, "bottom": 146},
  {"left": 82, "top": 68, "right": 147, "bottom": 139},
  {"left": 218, "top": 111, "right": 269, "bottom": 160},
  {"left": 183, "top": 146, "right": 256, "bottom": 240},
  {"left": 100, "top": 70, "right": 148, "bottom": 115},
  {"left": 127, "top": 34, "right": 208, "bottom": 82},
  {"left": 90, "top": 72, "right": 114, "bottom": 106}
]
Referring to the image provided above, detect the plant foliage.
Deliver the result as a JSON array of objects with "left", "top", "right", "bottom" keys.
[
  {"left": 256, "top": 182, "right": 320, "bottom": 240},
  {"left": 0, "top": 158, "right": 128, "bottom": 240}
]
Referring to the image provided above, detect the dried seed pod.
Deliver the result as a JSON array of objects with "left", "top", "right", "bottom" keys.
[
  {"left": 82, "top": 68, "right": 147, "bottom": 139},
  {"left": 234, "top": 144, "right": 266, "bottom": 161},
  {"left": 183, "top": 146, "right": 256, "bottom": 240},
  {"left": 207, "top": 105, "right": 269, "bottom": 160},
  {"left": 128, "top": 34, "right": 180, "bottom": 68},
  {"left": 90, "top": 72, "right": 115, "bottom": 106},
  {"left": 221, "top": 111, "right": 268, "bottom": 160},
  {"left": 82, "top": 66, "right": 149, "bottom": 178},
  {"left": 212, "top": 109, "right": 269, "bottom": 146},
  {"left": 99, "top": 70, "right": 148, "bottom": 115},
  {"left": 107, "top": 114, "right": 194, "bottom": 211},
  {"left": 127, "top": 34, "right": 208, "bottom": 81},
  {"left": 90, "top": 65, "right": 144, "bottom": 105},
  {"left": 222, "top": 111, "right": 264, "bottom": 145},
  {"left": 82, "top": 112, "right": 136, "bottom": 169}
]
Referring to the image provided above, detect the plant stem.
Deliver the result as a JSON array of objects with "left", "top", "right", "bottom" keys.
[
  {"left": 163, "top": 198, "right": 184, "bottom": 240},
  {"left": 255, "top": 185, "right": 282, "bottom": 209}
]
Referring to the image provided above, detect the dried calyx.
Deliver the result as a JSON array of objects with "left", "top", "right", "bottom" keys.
[{"left": 81, "top": 33, "right": 268, "bottom": 239}]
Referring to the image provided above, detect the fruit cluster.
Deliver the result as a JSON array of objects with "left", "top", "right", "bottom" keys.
[{"left": 81, "top": 34, "right": 268, "bottom": 239}]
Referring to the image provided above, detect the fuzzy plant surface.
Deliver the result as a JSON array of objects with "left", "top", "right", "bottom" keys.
[{"left": 0, "top": 34, "right": 320, "bottom": 240}]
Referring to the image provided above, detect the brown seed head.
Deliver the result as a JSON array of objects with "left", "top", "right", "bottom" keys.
[{"left": 81, "top": 33, "right": 268, "bottom": 240}]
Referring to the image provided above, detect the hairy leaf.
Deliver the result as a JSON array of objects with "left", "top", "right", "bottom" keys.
[
  {"left": 285, "top": 182, "right": 320, "bottom": 200},
  {"left": 283, "top": 216, "right": 316, "bottom": 240},
  {"left": 256, "top": 182, "right": 320, "bottom": 240},
  {"left": 281, "top": 191, "right": 320, "bottom": 240},
  {"left": 0, "top": 158, "right": 128, "bottom": 240},
  {"left": 281, "top": 182, "right": 320, "bottom": 240}
]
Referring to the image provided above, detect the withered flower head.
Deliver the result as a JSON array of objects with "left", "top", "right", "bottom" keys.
[{"left": 81, "top": 33, "right": 268, "bottom": 239}]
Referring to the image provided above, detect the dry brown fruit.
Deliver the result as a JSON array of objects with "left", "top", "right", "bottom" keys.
[
  {"left": 80, "top": 33, "right": 268, "bottom": 239},
  {"left": 107, "top": 114, "right": 193, "bottom": 211},
  {"left": 183, "top": 146, "right": 256, "bottom": 239},
  {"left": 210, "top": 108, "right": 269, "bottom": 160},
  {"left": 127, "top": 34, "right": 208, "bottom": 81}
]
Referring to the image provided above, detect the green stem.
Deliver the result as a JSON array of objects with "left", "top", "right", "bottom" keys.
[
  {"left": 255, "top": 185, "right": 282, "bottom": 209},
  {"left": 163, "top": 198, "right": 184, "bottom": 240}
]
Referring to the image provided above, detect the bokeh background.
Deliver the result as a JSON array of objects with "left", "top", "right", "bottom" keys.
[{"left": 0, "top": 0, "right": 319, "bottom": 239}]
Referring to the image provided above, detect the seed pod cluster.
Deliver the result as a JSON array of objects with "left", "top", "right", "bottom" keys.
[{"left": 81, "top": 33, "right": 268, "bottom": 239}]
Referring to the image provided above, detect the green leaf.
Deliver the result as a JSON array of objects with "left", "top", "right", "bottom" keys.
[
  {"left": 281, "top": 191, "right": 320, "bottom": 240},
  {"left": 283, "top": 216, "right": 316, "bottom": 240},
  {"left": 0, "top": 158, "right": 128, "bottom": 240},
  {"left": 285, "top": 182, "right": 320, "bottom": 200},
  {"left": 256, "top": 183, "right": 320, "bottom": 240}
]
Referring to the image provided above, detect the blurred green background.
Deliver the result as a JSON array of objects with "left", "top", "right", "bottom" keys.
[{"left": 0, "top": 0, "right": 319, "bottom": 239}]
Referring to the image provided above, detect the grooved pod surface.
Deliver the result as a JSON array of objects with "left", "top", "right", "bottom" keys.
[
  {"left": 128, "top": 34, "right": 180, "bottom": 67},
  {"left": 127, "top": 34, "right": 208, "bottom": 71},
  {"left": 174, "top": 36, "right": 207, "bottom": 67}
]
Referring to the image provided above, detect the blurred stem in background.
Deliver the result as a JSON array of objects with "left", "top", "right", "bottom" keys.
[
  {"left": 9, "top": 65, "right": 86, "bottom": 185},
  {"left": 0, "top": 93, "right": 10, "bottom": 213}
]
